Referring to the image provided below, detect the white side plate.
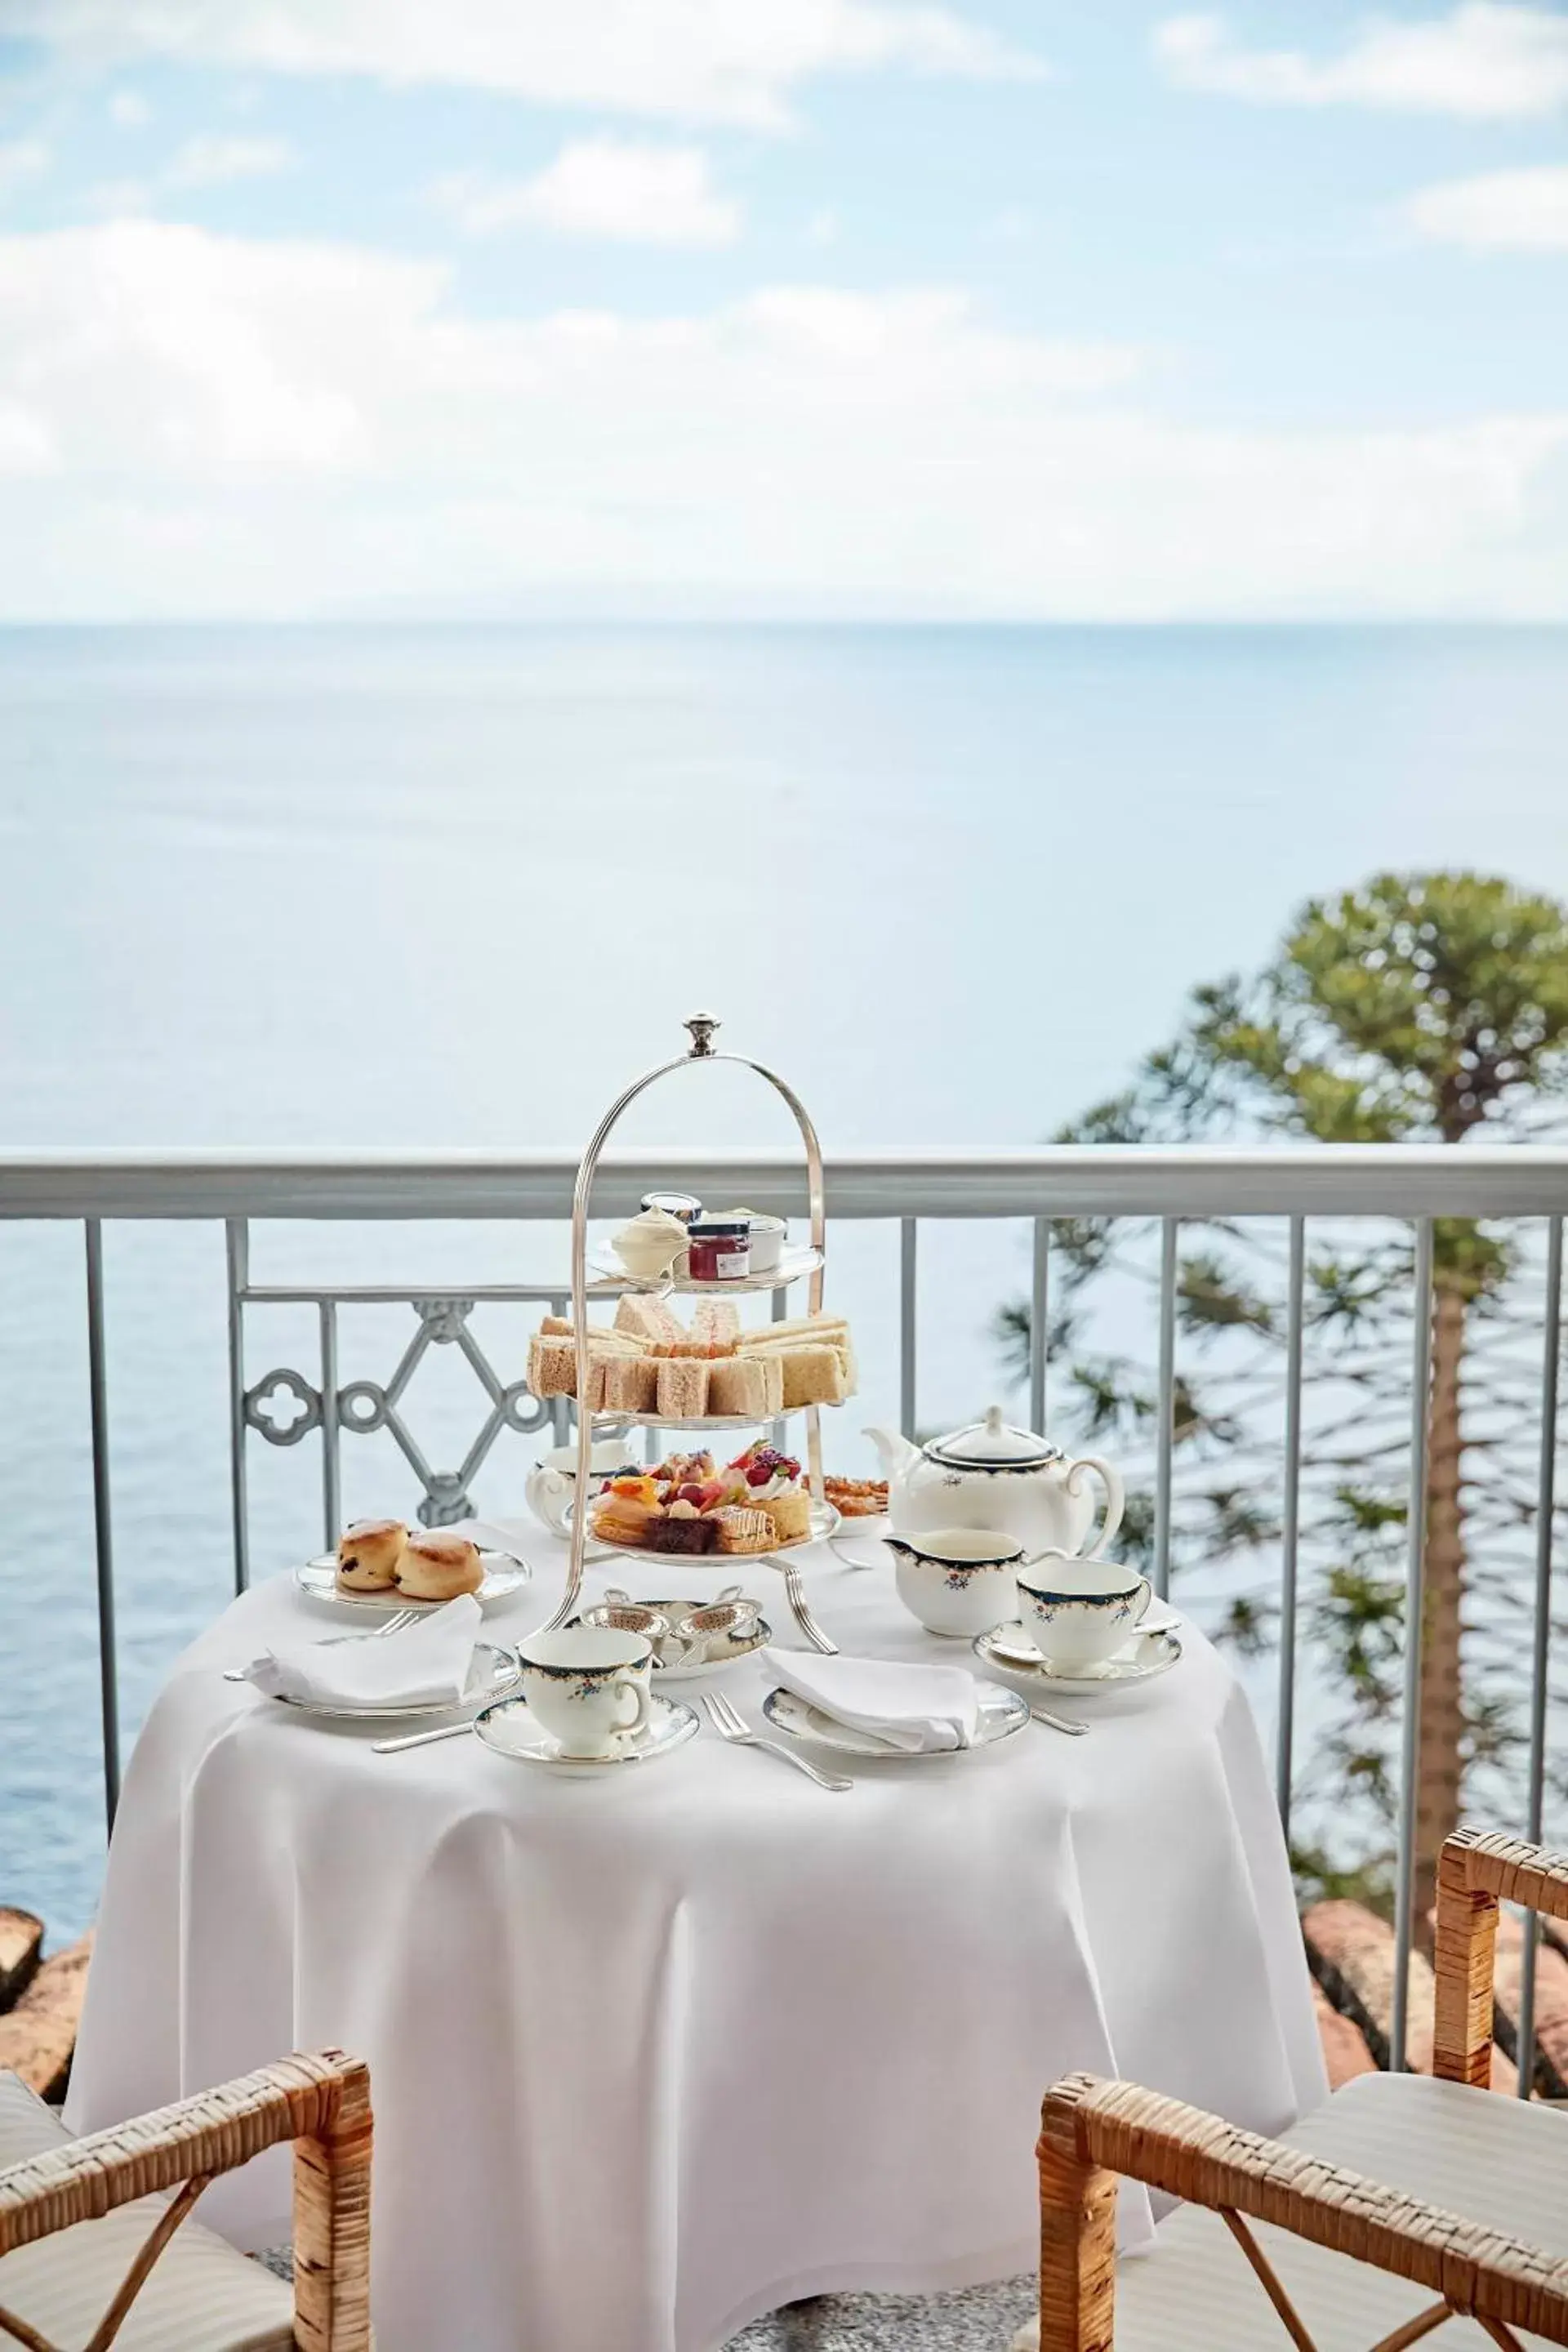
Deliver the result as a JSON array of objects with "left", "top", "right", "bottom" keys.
[
  {"left": 295, "top": 1548, "right": 531, "bottom": 1615},
  {"left": 262, "top": 1641, "right": 523, "bottom": 1721},
  {"left": 760, "top": 1679, "right": 1030, "bottom": 1759}
]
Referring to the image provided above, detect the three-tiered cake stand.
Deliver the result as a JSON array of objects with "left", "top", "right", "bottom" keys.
[{"left": 542, "top": 1012, "right": 839, "bottom": 1639}]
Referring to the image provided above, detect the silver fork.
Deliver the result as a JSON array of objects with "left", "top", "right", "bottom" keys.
[
  {"left": 702, "top": 1690, "right": 852, "bottom": 1792},
  {"left": 773, "top": 1556, "right": 838, "bottom": 1655},
  {"left": 224, "top": 1606, "right": 421, "bottom": 1681}
]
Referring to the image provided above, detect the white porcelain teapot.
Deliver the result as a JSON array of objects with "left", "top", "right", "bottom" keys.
[{"left": 864, "top": 1407, "right": 1124, "bottom": 1565}]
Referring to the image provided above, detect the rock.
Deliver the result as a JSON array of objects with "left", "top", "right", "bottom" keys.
[
  {"left": 0, "top": 1931, "right": 91, "bottom": 2102},
  {"left": 1490, "top": 1911, "right": 1568, "bottom": 2100},
  {"left": 1303, "top": 1900, "right": 1516, "bottom": 2091},
  {"left": 1311, "top": 1977, "right": 1377, "bottom": 2086},
  {"left": 0, "top": 1909, "right": 43, "bottom": 2014}
]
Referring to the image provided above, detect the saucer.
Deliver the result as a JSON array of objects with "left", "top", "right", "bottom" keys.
[
  {"left": 760, "top": 1679, "right": 1030, "bottom": 1759},
  {"left": 973, "top": 1623, "right": 1183, "bottom": 1695},
  {"left": 473, "top": 1691, "right": 699, "bottom": 1771},
  {"left": 264, "top": 1642, "right": 523, "bottom": 1721},
  {"left": 295, "top": 1549, "right": 531, "bottom": 1615}
]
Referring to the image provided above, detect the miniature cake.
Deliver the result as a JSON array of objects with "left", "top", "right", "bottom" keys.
[
  {"left": 589, "top": 1443, "right": 813, "bottom": 1554},
  {"left": 714, "top": 1506, "right": 773, "bottom": 1555}
]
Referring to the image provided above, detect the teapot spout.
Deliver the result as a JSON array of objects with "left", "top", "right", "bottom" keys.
[{"left": 862, "top": 1424, "right": 920, "bottom": 1485}]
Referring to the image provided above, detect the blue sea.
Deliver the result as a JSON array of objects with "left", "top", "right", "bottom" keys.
[{"left": 2, "top": 622, "right": 1566, "bottom": 1941}]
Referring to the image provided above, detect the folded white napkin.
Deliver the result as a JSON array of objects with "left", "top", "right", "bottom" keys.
[
  {"left": 763, "top": 1649, "right": 981, "bottom": 1753},
  {"left": 241, "top": 1595, "right": 483, "bottom": 1708}
]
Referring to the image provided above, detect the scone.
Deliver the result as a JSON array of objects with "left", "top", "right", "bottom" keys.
[
  {"left": 336, "top": 1517, "right": 407, "bottom": 1592},
  {"left": 396, "top": 1531, "right": 484, "bottom": 1600}
]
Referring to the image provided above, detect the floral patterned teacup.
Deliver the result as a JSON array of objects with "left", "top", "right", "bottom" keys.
[
  {"left": 1015, "top": 1551, "right": 1152, "bottom": 1674},
  {"left": 519, "top": 1628, "right": 654, "bottom": 1755},
  {"left": 884, "top": 1527, "right": 1026, "bottom": 1639}
]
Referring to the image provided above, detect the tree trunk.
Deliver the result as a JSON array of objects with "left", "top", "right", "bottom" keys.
[{"left": 1412, "top": 1281, "right": 1467, "bottom": 1960}]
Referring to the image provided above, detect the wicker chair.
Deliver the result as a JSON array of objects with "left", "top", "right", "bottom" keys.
[
  {"left": 0, "top": 2047, "right": 371, "bottom": 2350},
  {"left": 1022, "top": 1829, "right": 1568, "bottom": 2350}
]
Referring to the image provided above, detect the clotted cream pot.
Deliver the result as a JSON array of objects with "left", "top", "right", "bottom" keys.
[{"left": 864, "top": 1406, "right": 1124, "bottom": 1564}]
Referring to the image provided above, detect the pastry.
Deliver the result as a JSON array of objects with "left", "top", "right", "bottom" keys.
[
  {"left": 759, "top": 1489, "right": 812, "bottom": 1546},
  {"left": 823, "top": 1477, "right": 889, "bottom": 1518},
  {"left": 591, "top": 1494, "right": 656, "bottom": 1548},
  {"left": 691, "top": 1299, "right": 741, "bottom": 1351},
  {"left": 396, "top": 1531, "right": 483, "bottom": 1600},
  {"left": 599, "top": 1356, "right": 659, "bottom": 1414},
  {"left": 643, "top": 1512, "right": 718, "bottom": 1555},
  {"left": 656, "top": 1357, "right": 710, "bottom": 1419},
  {"left": 336, "top": 1517, "right": 407, "bottom": 1592},
  {"left": 707, "top": 1355, "right": 783, "bottom": 1419},
  {"left": 714, "top": 1505, "right": 773, "bottom": 1555},
  {"left": 614, "top": 1294, "right": 684, "bottom": 1351},
  {"left": 774, "top": 1345, "right": 846, "bottom": 1410}
]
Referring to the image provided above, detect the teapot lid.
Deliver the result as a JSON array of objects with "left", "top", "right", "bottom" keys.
[{"left": 923, "top": 1405, "right": 1062, "bottom": 1472}]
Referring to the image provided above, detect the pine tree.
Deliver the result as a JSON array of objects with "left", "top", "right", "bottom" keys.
[{"left": 999, "top": 874, "right": 1568, "bottom": 1928}]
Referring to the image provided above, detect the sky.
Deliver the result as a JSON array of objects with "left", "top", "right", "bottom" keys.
[{"left": 1, "top": 2, "right": 1566, "bottom": 621}]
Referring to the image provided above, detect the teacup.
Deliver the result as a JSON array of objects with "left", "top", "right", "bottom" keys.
[
  {"left": 525, "top": 1440, "right": 639, "bottom": 1540},
  {"left": 518, "top": 1628, "right": 654, "bottom": 1756},
  {"left": 884, "top": 1527, "right": 1026, "bottom": 1639},
  {"left": 1015, "top": 1551, "right": 1152, "bottom": 1674}
]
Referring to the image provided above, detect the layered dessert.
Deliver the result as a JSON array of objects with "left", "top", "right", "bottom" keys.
[{"left": 589, "top": 1444, "right": 813, "bottom": 1555}]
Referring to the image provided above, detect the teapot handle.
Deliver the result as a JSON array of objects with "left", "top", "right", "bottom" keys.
[{"left": 1064, "top": 1455, "right": 1125, "bottom": 1559}]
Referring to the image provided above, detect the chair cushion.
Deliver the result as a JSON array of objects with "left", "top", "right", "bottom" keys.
[
  {"left": 1025, "top": 2073, "right": 1568, "bottom": 2351},
  {"left": 0, "top": 2071, "right": 295, "bottom": 2350}
]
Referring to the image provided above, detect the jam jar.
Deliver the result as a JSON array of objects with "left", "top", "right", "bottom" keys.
[{"left": 684, "top": 1218, "right": 751, "bottom": 1282}]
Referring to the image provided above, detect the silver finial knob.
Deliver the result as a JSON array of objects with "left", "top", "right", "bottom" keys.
[{"left": 684, "top": 1013, "right": 719, "bottom": 1058}]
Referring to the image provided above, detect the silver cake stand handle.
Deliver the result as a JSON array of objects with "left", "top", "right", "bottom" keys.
[{"left": 543, "top": 1012, "right": 829, "bottom": 1638}]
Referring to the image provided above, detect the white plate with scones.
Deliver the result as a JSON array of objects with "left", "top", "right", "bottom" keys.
[{"left": 297, "top": 1518, "right": 532, "bottom": 1615}]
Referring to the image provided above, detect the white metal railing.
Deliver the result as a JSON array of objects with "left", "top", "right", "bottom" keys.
[{"left": 2, "top": 1144, "right": 1566, "bottom": 2087}]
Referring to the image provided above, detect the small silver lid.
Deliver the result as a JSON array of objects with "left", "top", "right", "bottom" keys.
[
  {"left": 640, "top": 1192, "right": 702, "bottom": 1223},
  {"left": 923, "top": 1404, "right": 1062, "bottom": 1472}
]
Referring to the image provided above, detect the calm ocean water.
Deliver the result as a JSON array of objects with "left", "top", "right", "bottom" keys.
[{"left": 3, "top": 622, "right": 1567, "bottom": 1940}]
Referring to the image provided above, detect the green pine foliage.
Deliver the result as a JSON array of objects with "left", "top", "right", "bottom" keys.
[{"left": 996, "top": 873, "right": 1568, "bottom": 1895}]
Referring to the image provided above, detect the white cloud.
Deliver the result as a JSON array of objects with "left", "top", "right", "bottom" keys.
[
  {"left": 109, "top": 89, "right": 151, "bottom": 127},
  {"left": 1156, "top": 5, "right": 1568, "bottom": 117},
  {"left": 0, "top": 220, "right": 1563, "bottom": 620},
  {"left": 0, "top": 140, "right": 49, "bottom": 195},
  {"left": 164, "top": 134, "right": 293, "bottom": 188},
  {"left": 4, "top": 0, "right": 1042, "bottom": 130},
  {"left": 1408, "top": 164, "right": 1568, "bottom": 249},
  {"left": 434, "top": 141, "right": 739, "bottom": 247}
]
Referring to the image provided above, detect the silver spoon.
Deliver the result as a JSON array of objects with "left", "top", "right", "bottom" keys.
[{"left": 372, "top": 1720, "right": 475, "bottom": 1754}]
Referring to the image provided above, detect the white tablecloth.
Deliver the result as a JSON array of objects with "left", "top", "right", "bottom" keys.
[{"left": 68, "top": 1535, "right": 1325, "bottom": 2352}]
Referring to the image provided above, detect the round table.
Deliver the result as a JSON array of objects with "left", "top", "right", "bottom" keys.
[{"left": 68, "top": 1532, "right": 1325, "bottom": 2352}]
